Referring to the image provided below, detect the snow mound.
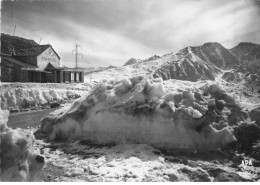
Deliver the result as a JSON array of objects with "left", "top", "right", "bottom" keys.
[
  {"left": 0, "top": 108, "right": 45, "bottom": 181},
  {"left": 39, "top": 76, "right": 238, "bottom": 151},
  {"left": 0, "top": 108, "right": 9, "bottom": 132},
  {"left": 222, "top": 71, "right": 260, "bottom": 93},
  {"left": 1, "top": 87, "right": 84, "bottom": 110}
]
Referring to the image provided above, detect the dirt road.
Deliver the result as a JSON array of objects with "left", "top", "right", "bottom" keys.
[{"left": 7, "top": 108, "right": 56, "bottom": 129}]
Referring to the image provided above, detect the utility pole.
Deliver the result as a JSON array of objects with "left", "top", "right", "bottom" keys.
[
  {"left": 11, "top": 25, "right": 16, "bottom": 56},
  {"left": 13, "top": 25, "right": 16, "bottom": 36},
  {"left": 39, "top": 37, "right": 42, "bottom": 44},
  {"left": 72, "top": 44, "right": 83, "bottom": 69}
]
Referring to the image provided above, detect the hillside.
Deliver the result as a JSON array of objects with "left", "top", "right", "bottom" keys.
[
  {"left": 84, "top": 65, "right": 117, "bottom": 75},
  {"left": 88, "top": 42, "right": 246, "bottom": 82},
  {"left": 154, "top": 43, "right": 243, "bottom": 81},
  {"left": 229, "top": 42, "right": 260, "bottom": 73},
  {"left": 123, "top": 58, "right": 143, "bottom": 66}
]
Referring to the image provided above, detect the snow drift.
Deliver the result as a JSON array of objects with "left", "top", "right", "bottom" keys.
[
  {"left": 0, "top": 87, "right": 83, "bottom": 110},
  {"left": 39, "top": 76, "right": 238, "bottom": 151},
  {"left": 0, "top": 108, "right": 45, "bottom": 181}
]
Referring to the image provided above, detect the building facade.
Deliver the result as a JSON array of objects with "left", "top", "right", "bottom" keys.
[{"left": 0, "top": 33, "right": 84, "bottom": 83}]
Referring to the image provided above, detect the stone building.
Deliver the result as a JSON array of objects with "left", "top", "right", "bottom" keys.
[{"left": 0, "top": 33, "right": 84, "bottom": 83}]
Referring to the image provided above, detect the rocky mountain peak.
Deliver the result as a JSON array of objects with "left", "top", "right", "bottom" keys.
[{"left": 123, "top": 58, "right": 142, "bottom": 66}]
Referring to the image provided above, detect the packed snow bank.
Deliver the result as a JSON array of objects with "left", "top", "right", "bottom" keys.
[
  {"left": 222, "top": 71, "right": 260, "bottom": 93},
  {"left": 0, "top": 87, "right": 85, "bottom": 110},
  {"left": 0, "top": 109, "right": 9, "bottom": 133},
  {"left": 0, "top": 108, "right": 45, "bottom": 181},
  {"left": 39, "top": 142, "right": 213, "bottom": 182},
  {"left": 37, "top": 139, "right": 259, "bottom": 182},
  {"left": 39, "top": 76, "right": 239, "bottom": 151}
]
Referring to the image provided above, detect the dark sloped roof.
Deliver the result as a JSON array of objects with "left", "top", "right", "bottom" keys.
[
  {"left": 1, "top": 33, "right": 38, "bottom": 55},
  {"left": 14, "top": 44, "right": 50, "bottom": 56},
  {"left": 1, "top": 33, "right": 60, "bottom": 59},
  {"left": 1, "top": 56, "right": 37, "bottom": 68}
]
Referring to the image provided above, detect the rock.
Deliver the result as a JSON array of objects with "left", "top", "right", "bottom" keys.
[
  {"left": 168, "top": 173, "right": 178, "bottom": 182},
  {"left": 9, "top": 107, "right": 20, "bottom": 113},
  {"left": 215, "top": 99, "right": 226, "bottom": 112},
  {"left": 179, "top": 167, "right": 211, "bottom": 182},
  {"left": 252, "top": 159, "right": 260, "bottom": 167},
  {"left": 207, "top": 168, "right": 250, "bottom": 182},
  {"left": 251, "top": 141, "right": 260, "bottom": 161},
  {"left": 88, "top": 166, "right": 99, "bottom": 175},
  {"left": 50, "top": 102, "right": 60, "bottom": 109},
  {"left": 227, "top": 108, "right": 249, "bottom": 126},
  {"left": 165, "top": 169, "right": 178, "bottom": 182},
  {"left": 233, "top": 122, "right": 260, "bottom": 154},
  {"left": 249, "top": 106, "right": 260, "bottom": 125}
]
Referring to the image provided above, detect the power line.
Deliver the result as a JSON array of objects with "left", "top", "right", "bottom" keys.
[
  {"left": 12, "top": 25, "right": 16, "bottom": 36},
  {"left": 11, "top": 25, "right": 16, "bottom": 55},
  {"left": 38, "top": 37, "right": 42, "bottom": 44},
  {"left": 11, "top": 0, "right": 13, "bottom": 23},
  {"left": 72, "top": 44, "right": 83, "bottom": 69}
]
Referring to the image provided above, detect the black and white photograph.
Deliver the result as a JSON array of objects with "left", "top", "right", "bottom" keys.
[{"left": 0, "top": 0, "right": 260, "bottom": 182}]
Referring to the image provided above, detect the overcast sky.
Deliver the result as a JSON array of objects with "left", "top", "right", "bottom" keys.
[{"left": 2, "top": 0, "right": 260, "bottom": 67}]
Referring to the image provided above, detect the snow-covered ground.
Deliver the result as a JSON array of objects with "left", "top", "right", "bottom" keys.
[
  {"left": 2, "top": 113, "right": 258, "bottom": 182},
  {"left": 0, "top": 109, "right": 45, "bottom": 182},
  {"left": 0, "top": 83, "right": 91, "bottom": 111},
  {"left": 2, "top": 65, "right": 260, "bottom": 182},
  {"left": 34, "top": 136, "right": 260, "bottom": 182},
  {"left": 36, "top": 71, "right": 260, "bottom": 182}
]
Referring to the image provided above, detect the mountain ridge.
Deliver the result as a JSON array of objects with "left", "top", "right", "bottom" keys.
[
  {"left": 229, "top": 42, "right": 260, "bottom": 73},
  {"left": 120, "top": 41, "right": 259, "bottom": 82}
]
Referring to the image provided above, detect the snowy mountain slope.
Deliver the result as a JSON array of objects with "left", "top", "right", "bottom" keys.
[
  {"left": 123, "top": 55, "right": 160, "bottom": 66},
  {"left": 86, "top": 42, "right": 245, "bottom": 83},
  {"left": 154, "top": 47, "right": 218, "bottom": 81},
  {"left": 143, "top": 55, "right": 161, "bottom": 62},
  {"left": 154, "top": 43, "right": 242, "bottom": 82},
  {"left": 217, "top": 42, "right": 260, "bottom": 92},
  {"left": 123, "top": 58, "right": 143, "bottom": 66},
  {"left": 84, "top": 56, "right": 170, "bottom": 82},
  {"left": 229, "top": 42, "right": 260, "bottom": 73},
  {"left": 195, "top": 42, "right": 241, "bottom": 69}
]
